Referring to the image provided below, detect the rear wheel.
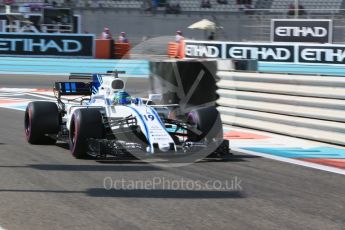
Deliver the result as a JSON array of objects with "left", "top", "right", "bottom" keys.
[
  {"left": 24, "top": 101, "right": 60, "bottom": 144},
  {"left": 69, "top": 109, "right": 104, "bottom": 159}
]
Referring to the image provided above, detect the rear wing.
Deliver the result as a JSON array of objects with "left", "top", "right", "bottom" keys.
[
  {"left": 54, "top": 82, "right": 92, "bottom": 96},
  {"left": 69, "top": 73, "right": 93, "bottom": 80},
  {"left": 68, "top": 70, "right": 126, "bottom": 80},
  {"left": 55, "top": 70, "right": 127, "bottom": 97}
]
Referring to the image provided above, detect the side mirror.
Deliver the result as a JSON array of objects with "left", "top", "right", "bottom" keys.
[{"left": 148, "top": 94, "right": 163, "bottom": 103}]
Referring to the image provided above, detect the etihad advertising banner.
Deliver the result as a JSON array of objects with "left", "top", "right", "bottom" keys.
[
  {"left": 271, "top": 19, "right": 332, "bottom": 43},
  {"left": 298, "top": 45, "right": 345, "bottom": 64},
  {"left": 184, "top": 42, "right": 223, "bottom": 58},
  {"left": 185, "top": 40, "right": 345, "bottom": 65},
  {"left": 0, "top": 13, "right": 81, "bottom": 33},
  {"left": 185, "top": 40, "right": 296, "bottom": 63},
  {"left": 0, "top": 33, "right": 94, "bottom": 57},
  {"left": 225, "top": 43, "right": 295, "bottom": 63}
]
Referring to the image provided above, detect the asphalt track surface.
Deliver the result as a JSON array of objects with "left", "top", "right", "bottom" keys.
[{"left": 0, "top": 75, "right": 344, "bottom": 230}]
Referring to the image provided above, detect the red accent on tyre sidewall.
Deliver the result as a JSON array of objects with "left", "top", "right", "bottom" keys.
[
  {"left": 25, "top": 108, "right": 32, "bottom": 141},
  {"left": 71, "top": 114, "right": 79, "bottom": 154},
  {"left": 187, "top": 112, "right": 198, "bottom": 127}
]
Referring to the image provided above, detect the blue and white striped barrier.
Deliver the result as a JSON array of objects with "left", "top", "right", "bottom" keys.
[
  {"left": 0, "top": 57, "right": 149, "bottom": 77},
  {"left": 217, "top": 68, "right": 345, "bottom": 146}
]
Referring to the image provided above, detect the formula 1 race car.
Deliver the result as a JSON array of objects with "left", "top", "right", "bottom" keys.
[{"left": 24, "top": 71, "right": 229, "bottom": 160}]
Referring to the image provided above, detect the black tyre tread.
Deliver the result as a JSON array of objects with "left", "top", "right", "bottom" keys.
[
  {"left": 25, "top": 101, "right": 59, "bottom": 144},
  {"left": 187, "top": 106, "right": 223, "bottom": 141},
  {"left": 69, "top": 108, "right": 104, "bottom": 159}
]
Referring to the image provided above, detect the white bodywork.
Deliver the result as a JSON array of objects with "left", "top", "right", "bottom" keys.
[{"left": 63, "top": 75, "right": 175, "bottom": 154}]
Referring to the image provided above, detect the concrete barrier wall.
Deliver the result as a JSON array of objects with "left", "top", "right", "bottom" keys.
[
  {"left": 217, "top": 70, "right": 345, "bottom": 145},
  {"left": 259, "top": 62, "right": 345, "bottom": 76},
  {"left": 0, "top": 57, "right": 149, "bottom": 77}
]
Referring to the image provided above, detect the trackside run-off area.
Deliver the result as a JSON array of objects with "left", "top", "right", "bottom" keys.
[
  {"left": 0, "top": 58, "right": 344, "bottom": 230},
  {"left": 1, "top": 87, "right": 345, "bottom": 174},
  {"left": 1, "top": 57, "right": 345, "bottom": 174}
]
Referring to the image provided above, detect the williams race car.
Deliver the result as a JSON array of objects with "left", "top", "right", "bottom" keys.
[{"left": 24, "top": 71, "right": 229, "bottom": 159}]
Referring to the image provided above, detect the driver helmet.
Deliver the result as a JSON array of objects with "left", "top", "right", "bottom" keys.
[{"left": 113, "top": 91, "right": 131, "bottom": 105}]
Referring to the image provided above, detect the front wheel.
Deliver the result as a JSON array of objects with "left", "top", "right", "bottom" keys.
[
  {"left": 187, "top": 107, "right": 229, "bottom": 156},
  {"left": 69, "top": 109, "right": 104, "bottom": 159},
  {"left": 186, "top": 106, "right": 223, "bottom": 141}
]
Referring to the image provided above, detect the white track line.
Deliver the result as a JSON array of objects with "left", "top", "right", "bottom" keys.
[
  {"left": 23, "top": 93, "right": 56, "bottom": 101},
  {"left": 0, "top": 225, "right": 7, "bottom": 230},
  {"left": 24, "top": 93, "right": 81, "bottom": 104},
  {"left": 233, "top": 148, "right": 345, "bottom": 176},
  {"left": 0, "top": 71, "right": 69, "bottom": 76}
]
